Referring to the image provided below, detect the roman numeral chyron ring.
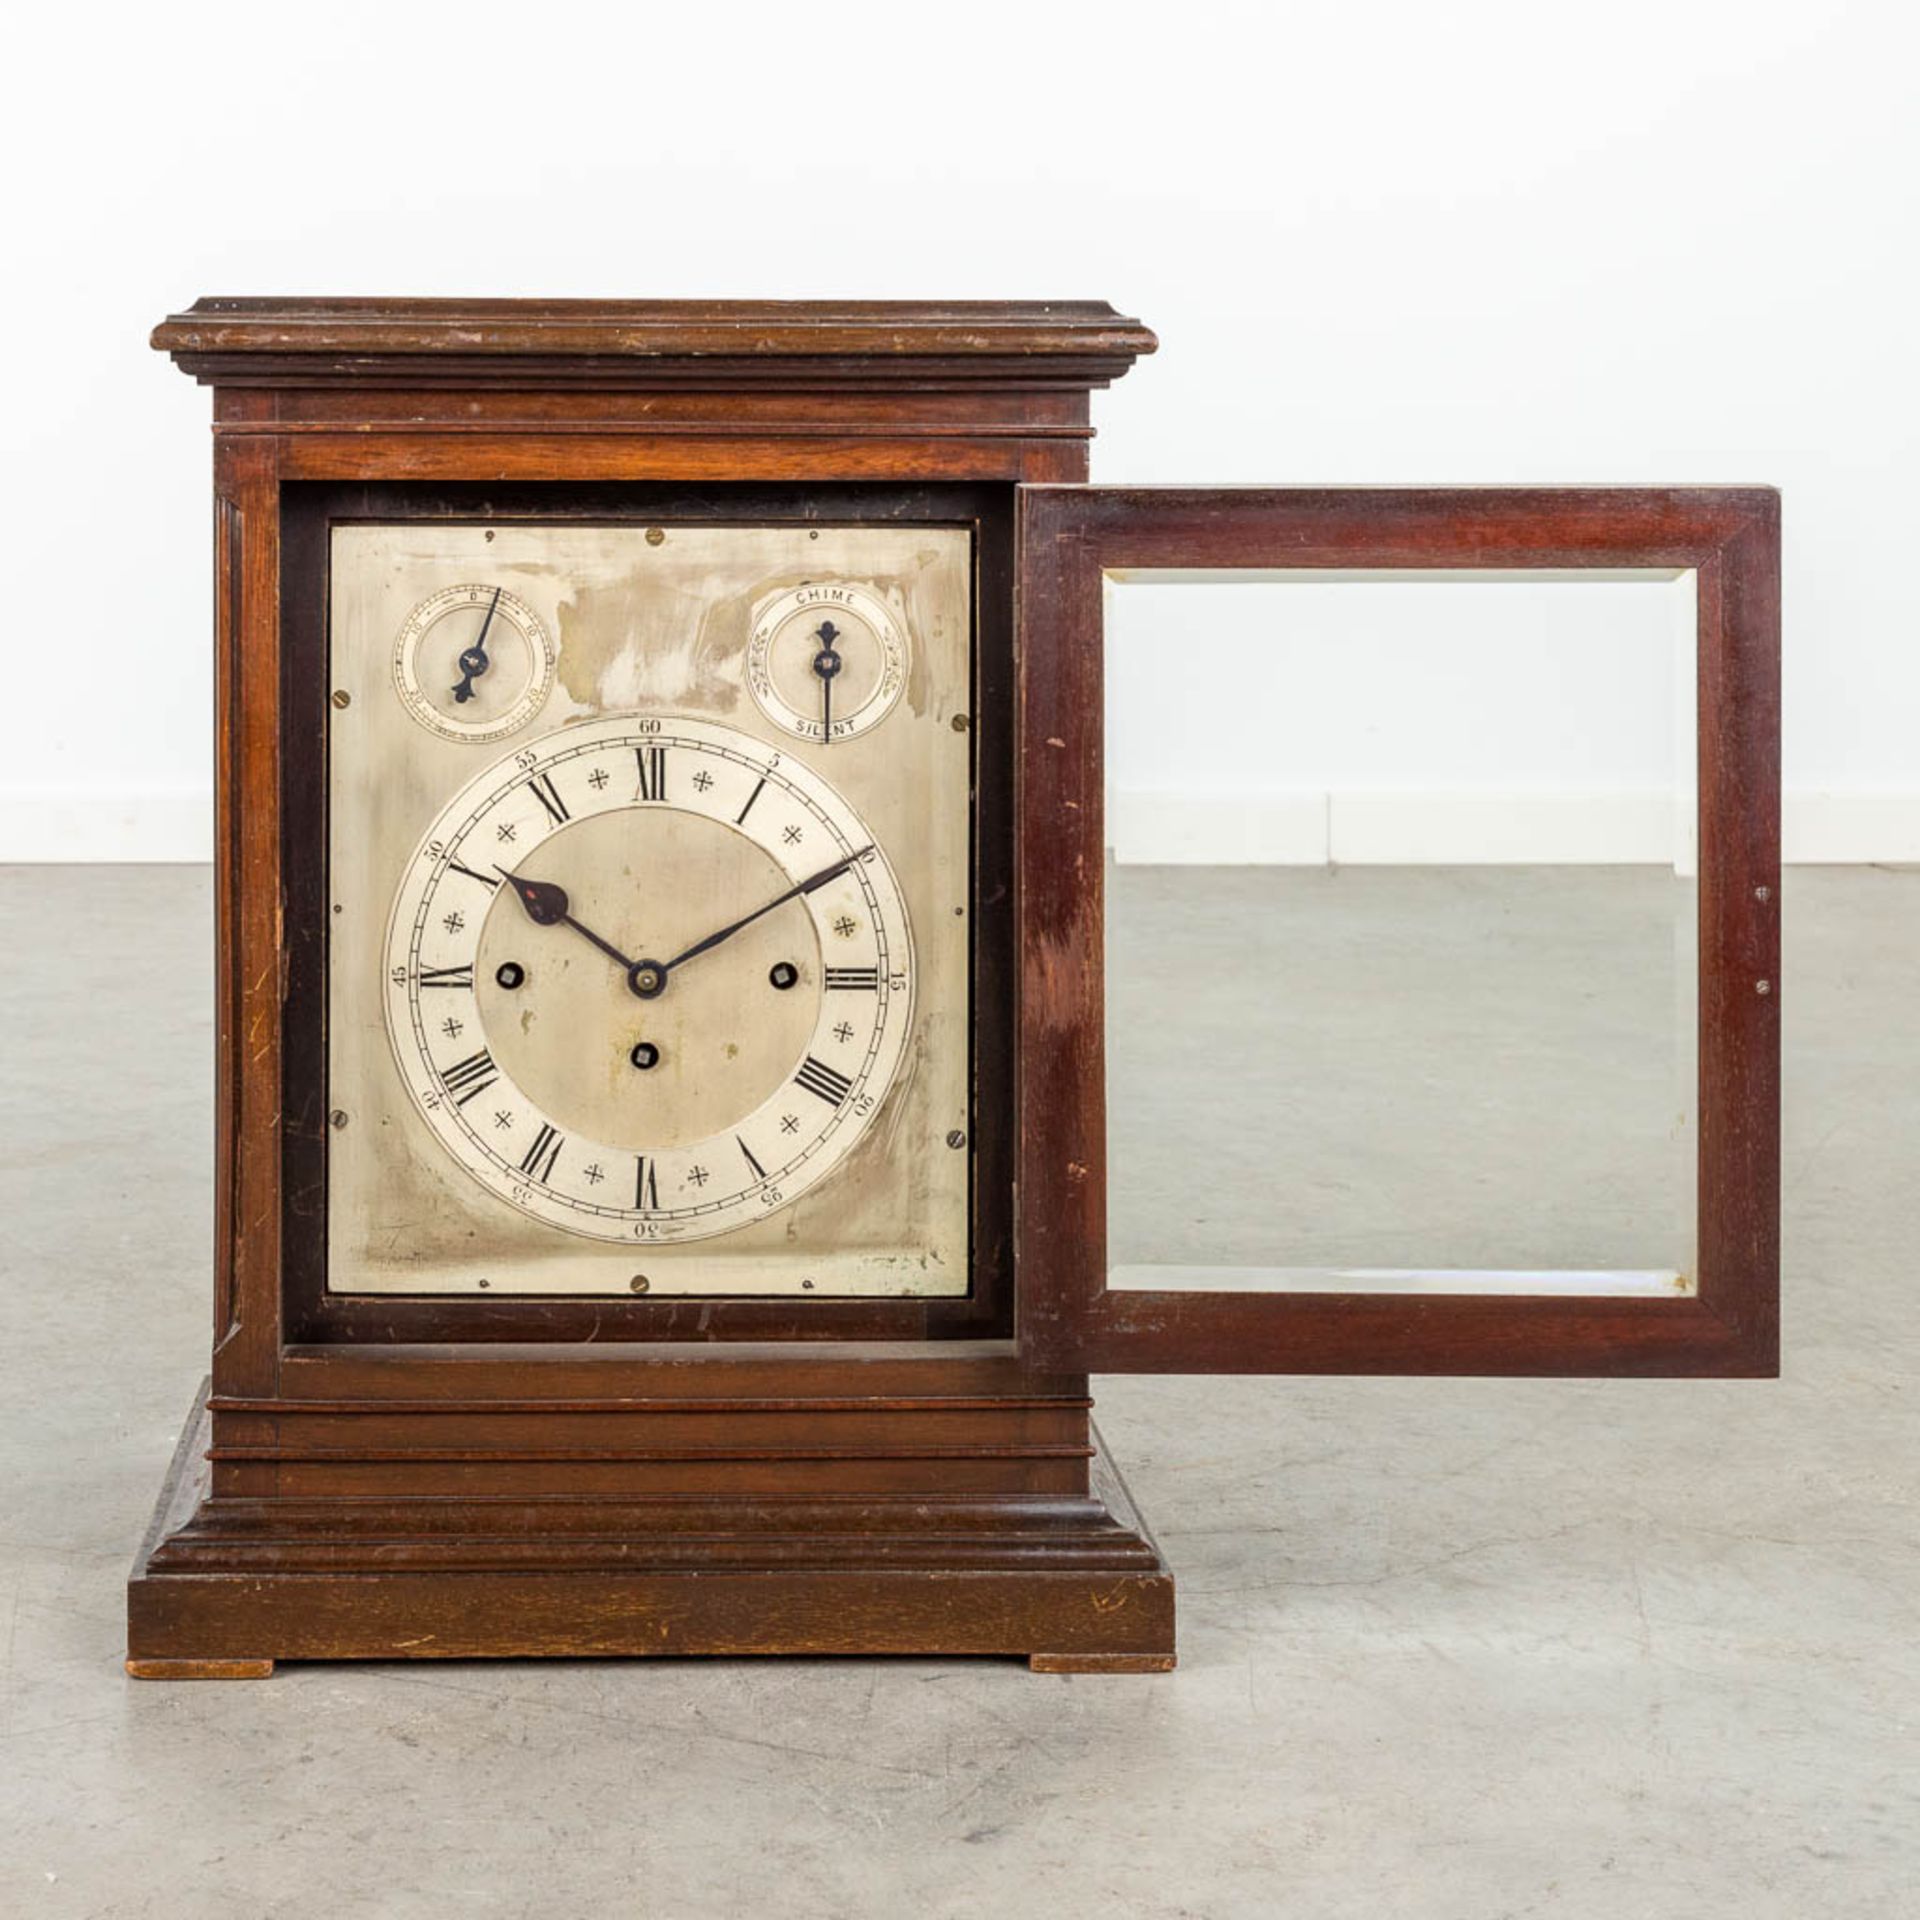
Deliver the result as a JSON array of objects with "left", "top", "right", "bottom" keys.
[{"left": 383, "top": 715, "right": 914, "bottom": 1244}]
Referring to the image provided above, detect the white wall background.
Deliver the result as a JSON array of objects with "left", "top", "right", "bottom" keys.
[
  {"left": 1105, "top": 573, "right": 1698, "bottom": 865},
  {"left": 2, "top": 0, "right": 1913, "bottom": 863}
]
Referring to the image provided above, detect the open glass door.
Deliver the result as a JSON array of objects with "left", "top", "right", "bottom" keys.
[{"left": 1014, "top": 487, "right": 1778, "bottom": 1375}]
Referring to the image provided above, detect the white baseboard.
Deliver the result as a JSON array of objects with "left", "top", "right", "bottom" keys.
[
  {"left": 0, "top": 791, "right": 212, "bottom": 863},
  {"left": 1782, "top": 792, "right": 1920, "bottom": 864},
  {"left": 1332, "top": 791, "right": 1682, "bottom": 865},
  {"left": 1110, "top": 788, "right": 1920, "bottom": 866},
  {"left": 3, "top": 786, "right": 1917, "bottom": 867},
  {"left": 1106, "top": 790, "right": 1331, "bottom": 865}
]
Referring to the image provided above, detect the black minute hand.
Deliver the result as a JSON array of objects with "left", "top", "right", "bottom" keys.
[{"left": 661, "top": 846, "right": 874, "bottom": 975}]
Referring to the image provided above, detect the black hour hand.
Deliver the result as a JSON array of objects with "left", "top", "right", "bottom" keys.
[
  {"left": 495, "top": 866, "right": 640, "bottom": 975},
  {"left": 498, "top": 868, "right": 569, "bottom": 925}
]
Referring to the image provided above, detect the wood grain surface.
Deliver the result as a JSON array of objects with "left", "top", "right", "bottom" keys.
[
  {"left": 1015, "top": 486, "right": 1781, "bottom": 1378},
  {"left": 131, "top": 300, "right": 1172, "bottom": 1672}
]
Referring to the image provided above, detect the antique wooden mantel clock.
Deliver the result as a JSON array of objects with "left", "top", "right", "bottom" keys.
[{"left": 129, "top": 299, "right": 1780, "bottom": 1676}]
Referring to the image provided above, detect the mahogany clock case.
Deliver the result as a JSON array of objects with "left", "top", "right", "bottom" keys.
[
  {"left": 133, "top": 467, "right": 1176, "bottom": 1675},
  {"left": 280, "top": 479, "right": 1020, "bottom": 1348},
  {"left": 130, "top": 302, "right": 1176, "bottom": 1676},
  {"left": 128, "top": 299, "right": 1777, "bottom": 1675}
]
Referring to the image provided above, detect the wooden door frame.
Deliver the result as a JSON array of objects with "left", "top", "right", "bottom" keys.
[{"left": 1014, "top": 486, "right": 1780, "bottom": 1377}]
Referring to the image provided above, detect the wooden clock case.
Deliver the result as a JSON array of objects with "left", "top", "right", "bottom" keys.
[
  {"left": 130, "top": 301, "right": 1179, "bottom": 1675},
  {"left": 128, "top": 300, "right": 1780, "bottom": 1677}
]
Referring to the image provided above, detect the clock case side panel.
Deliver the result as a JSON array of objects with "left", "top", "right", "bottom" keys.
[
  {"left": 203, "top": 432, "right": 288, "bottom": 1422},
  {"left": 281, "top": 480, "right": 1018, "bottom": 1347}
]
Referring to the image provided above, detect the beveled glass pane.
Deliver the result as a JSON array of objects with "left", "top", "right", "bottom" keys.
[{"left": 1103, "top": 571, "right": 1697, "bottom": 1296}]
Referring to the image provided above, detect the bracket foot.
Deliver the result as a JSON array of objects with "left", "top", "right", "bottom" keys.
[{"left": 126, "top": 1657, "right": 275, "bottom": 1681}]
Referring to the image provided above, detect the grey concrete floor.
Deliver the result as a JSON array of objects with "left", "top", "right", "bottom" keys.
[
  {"left": 2, "top": 864, "right": 1916, "bottom": 1919},
  {"left": 1107, "top": 863, "right": 1694, "bottom": 1272}
]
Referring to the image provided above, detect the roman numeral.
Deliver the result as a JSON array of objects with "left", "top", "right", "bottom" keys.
[
  {"left": 520, "top": 1123, "right": 564, "bottom": 1183},
  {"left": 526, "top": 772, "right": 569, "bottom": 825},
  {"left": 736, "top": 1135, "right": 766, "bottom": 1181},
  {"left": 441, "top": 1049, "right": 498, "bottom": 1105},
  {"left": 446, "top": 859, "right": 500, "bottom": 890},
  {"left": 735, "top": 776, "right": 766, "bottom": 824},
  {"left": 824, "top": 967, "right": 878, "bottom": 992},
  {"left": 634, "top": 746, "right": 668, "bottom": 802},
  {"left": 794, "top": 1055, "right": 854, "bottom": 1107},
  {"left": 418, "top": 964, "right": 474, "bottom": 990},
  {"left": 634, "top": 1155, "right": 659, "bottom": 1209}
]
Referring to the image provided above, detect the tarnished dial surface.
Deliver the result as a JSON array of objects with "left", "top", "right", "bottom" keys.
[
  {"left": 392, "top": 583, "right": 555, "bottom": 742},
  {"left": 383, "top": 716, "right": 913, "bottom": 1242},
  {"left": 746, "top": 581, "right": 908, "bottom": 745}
]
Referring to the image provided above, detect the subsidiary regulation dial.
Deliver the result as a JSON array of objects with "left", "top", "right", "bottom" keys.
[
  {"left": 746, "top": 581, "right": 908, "bottom": 746},
  {"left": 392, "top": 583, "right": 556, "bottom": 743}
]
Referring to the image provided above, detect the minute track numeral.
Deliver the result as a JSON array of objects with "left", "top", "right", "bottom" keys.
[
  {"left": 634, "top": 746, "right": 668, "bottom": 802},
  {"left": 824, "top": 966, "right": 878, "bottom": 992},
  {"left": 794, "top": 1055, "right": 854, "bottom": 1107},
  {"left": 440, "top": 1049, "right": 498, "bottom": 1105},
  {"left": 526, "top": 772, "right": 569, "bottom": 825},
  {"left": 418, "top": 963, "right": 474, "bottom": 990},
  {"left": 520, "top": 1123, "right": 565, "bottom": 1183}
]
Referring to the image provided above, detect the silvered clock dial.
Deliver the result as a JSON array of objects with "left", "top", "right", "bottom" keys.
[
  {"left": 393, "top": 582, "right": 555, "bottom": 742},
  {"left": 747, "top": 580, "right": 908, "bottom": 744},
  {"left": 325, "top": 520, "right": 973, "bottom": 1299},
  {"left": 384, "top": 716, "right": 913, "bottom": 1243}
]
